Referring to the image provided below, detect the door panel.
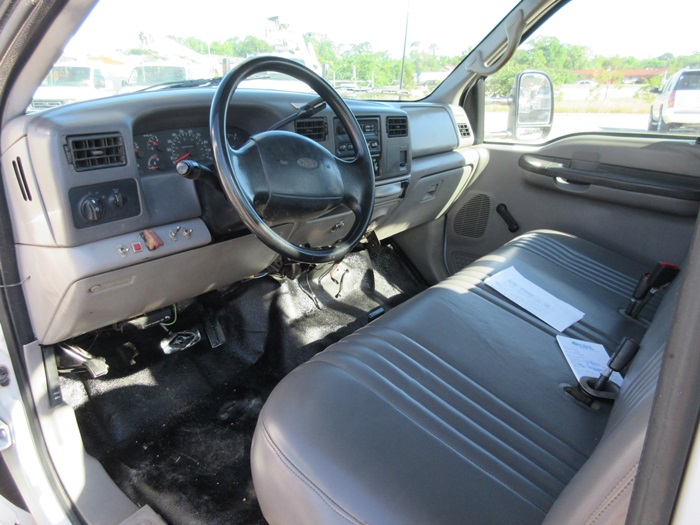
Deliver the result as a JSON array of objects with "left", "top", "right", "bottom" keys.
[{"left": 444, "top": 135, "right": 700, "bottom": 274}]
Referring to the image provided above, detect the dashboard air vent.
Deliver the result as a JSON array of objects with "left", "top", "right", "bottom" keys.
[
  {"left": 67, "top": 133, "right": 126, "bottom": 172},
  {"left": 458, "top": 123, "right": 471, "bottom": 138},
  {"left": 386, "top": 117, "right": 408, "bottom": 137},
  {"left": 295, "top": 118, "right": 327, "bottom": 142}
]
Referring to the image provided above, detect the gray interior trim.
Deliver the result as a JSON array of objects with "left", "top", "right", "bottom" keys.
[
  {"left": 522, "top": 170, "right": 700, "bottom": 217},
  {"left": 23, "top": 341, "right": 140, "bottom": 525},
  {"left": 446, "top": 141, "right": 696, "bottom": 269},
  {"left": 427, "top": 0, "right": 562, "bottom": 105},
  {"left": 625, "top": 217, "right": 700, "bottom": 525},
  {"left": 520, "top": 154, "right": 700, "bottom": 201},
  {"left": 402, "top": 104, "right": 458, "bottom": 158},
  {"left": 19, "top": 224, "right": 287, "bottom": 344}
]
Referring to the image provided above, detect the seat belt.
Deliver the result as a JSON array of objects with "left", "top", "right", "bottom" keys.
[{"left": 625, "top": 262, "right": 680, "bottom": 319}]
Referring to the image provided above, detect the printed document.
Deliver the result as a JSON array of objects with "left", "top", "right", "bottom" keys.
[
  {"left": 556, "top": 335, "right": 623, "bottom": 385},
  {"left": 484, "top": 266, "right": 584, "bottom": 331}
]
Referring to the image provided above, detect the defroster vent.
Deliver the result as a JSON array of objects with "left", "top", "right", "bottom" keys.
[
  {"left": 295, "top": 118, "right": 327, "bottom": 141},
  {"left": 66, "top": 133, "right": 126, "bottom": 172},
  {"left": 386, "top": 116, "right": 408, "bottom": 137}
]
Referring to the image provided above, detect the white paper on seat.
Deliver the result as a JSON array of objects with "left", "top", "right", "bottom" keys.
[
  {"left": 556, "top": 335, "right": 623, "bottom": 385},
  {"left": 484, "top": 266, "right": 584, "bottom": 332}
]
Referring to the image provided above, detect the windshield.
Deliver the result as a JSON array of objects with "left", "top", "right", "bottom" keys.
[
  {"left": 29, "top": 0, "right": 519, "bottom": 110},
  {"left": 127, "top": 66, "right": 188, "bottom": 86},
  {"left": 42, "top": 66, "right": 92, "bottom": 87}
]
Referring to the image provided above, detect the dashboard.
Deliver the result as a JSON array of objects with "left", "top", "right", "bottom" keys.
[{"left": 0, "top": 86, "right": 478, "bottom": 344}]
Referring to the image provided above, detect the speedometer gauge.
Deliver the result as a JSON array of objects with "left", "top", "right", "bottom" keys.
[{"left": 165, "top": 128, "right": 213, "bottom": 165}]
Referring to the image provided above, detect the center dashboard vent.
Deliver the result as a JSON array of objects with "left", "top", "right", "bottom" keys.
[
  {"left": 386, "top": 116, "right": 408, "bottom": 137},
  {"left": 295, "top": 118, "right": 327, "bottom": 142},
  {"left": 66, "top": 133, "right": 126, "bottom": 172}
]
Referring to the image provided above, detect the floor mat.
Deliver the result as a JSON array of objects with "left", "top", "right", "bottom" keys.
[
  {"left": 102, "top": 387, "right": 268, "bottom": 525},
  {"left": 61, "top": 242, "right": 426, "bottom": 524}
]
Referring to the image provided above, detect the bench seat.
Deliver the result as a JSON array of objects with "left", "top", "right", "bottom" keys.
[{"left": 251, "top": 231, "right": 678, "bottom": 525}]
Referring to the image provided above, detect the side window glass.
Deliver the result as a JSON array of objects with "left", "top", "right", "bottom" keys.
[{"left": 484, "top": 0, "right": 698, "bottom": 143}]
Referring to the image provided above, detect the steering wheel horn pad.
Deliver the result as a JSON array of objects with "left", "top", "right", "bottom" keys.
[{"left": 239, "top": 131, "right": 345, "bottom": 223}]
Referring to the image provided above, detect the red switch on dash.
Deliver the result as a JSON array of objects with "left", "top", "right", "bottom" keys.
[{"left": 141, "top": 230, "right": 164, "bottom": 251}]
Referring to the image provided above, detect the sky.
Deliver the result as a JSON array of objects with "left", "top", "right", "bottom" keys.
[
  {"left": 538, "top": 0, "right": 699, "bottom": 58},
  {"left": 66, "top": 0, "right": 698, "bottom": 61}
]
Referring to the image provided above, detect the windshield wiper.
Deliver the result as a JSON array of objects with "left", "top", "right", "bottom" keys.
[{"left": 139, "top": 77, "right": 223, "bottom": 92}]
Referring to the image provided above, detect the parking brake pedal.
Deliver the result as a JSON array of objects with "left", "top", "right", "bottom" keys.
[{"left": 56, "top": 343, "right": 109, "bottom": 378}]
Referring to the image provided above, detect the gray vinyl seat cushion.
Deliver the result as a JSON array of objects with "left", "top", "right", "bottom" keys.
[
  {"left": 251, "top": 231, "right": 676, "bottom": 525},
  {"left": 459, "top": 230, "right": 658, "bottom": 345}
]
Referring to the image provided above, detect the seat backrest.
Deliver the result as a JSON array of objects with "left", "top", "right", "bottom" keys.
[{"left": 542, "top": 278, "right": 682, "bottom": 525}]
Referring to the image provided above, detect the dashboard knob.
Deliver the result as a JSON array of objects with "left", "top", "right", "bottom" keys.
[
  {"left": 109, "top": 190, "right": 125, "bottom": 208},
  {"left": 80, "top": 196, "right": 105, "bottom": 222}
]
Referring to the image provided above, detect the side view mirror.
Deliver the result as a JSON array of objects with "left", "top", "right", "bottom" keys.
[
  {"left": 649, "top": 87, "right": 661, "bottom": 95},
  {"left": 508, "top": 70, "right": 554, "bottom": 141}
]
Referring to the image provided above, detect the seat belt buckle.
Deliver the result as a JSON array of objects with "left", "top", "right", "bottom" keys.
[
  {"left": 579, "top": 337, "right": 640, "bottom": 401},
  {"left": 625, "top": 262, "right": 680, "bottom": 318}
]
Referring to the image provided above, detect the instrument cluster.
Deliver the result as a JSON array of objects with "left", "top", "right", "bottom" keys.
[{"left": 134, "top": 126, "right": 250, "bottom": 174}]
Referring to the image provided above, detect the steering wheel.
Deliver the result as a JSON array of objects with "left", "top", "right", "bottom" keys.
[{"left": 210, "top": 56, "right": 375, "bottom": 264}]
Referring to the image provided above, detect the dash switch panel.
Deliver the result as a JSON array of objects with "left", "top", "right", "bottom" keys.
[{"left": 69, "top": 179, "right": 140, "bottom": 229}]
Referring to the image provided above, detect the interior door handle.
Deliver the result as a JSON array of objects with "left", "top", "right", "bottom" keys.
[
  {"left": 519, "top": 154, "right": 700, "bottom": 200},
  {"left": 553, "top": 176, "right": 591, "bottom": 193}
]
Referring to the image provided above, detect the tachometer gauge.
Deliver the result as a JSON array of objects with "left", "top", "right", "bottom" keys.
[{"left": 166, "top": 128, "right": 213, "bottom": 165}]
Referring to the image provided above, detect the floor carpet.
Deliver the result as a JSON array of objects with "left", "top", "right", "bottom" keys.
[{"left": 60, "top": 243, "right": 426, "bottom": 524}]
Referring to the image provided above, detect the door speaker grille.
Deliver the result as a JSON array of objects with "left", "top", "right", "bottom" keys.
[{"left": 453, "top": 193, "right": 490, "bottom": 238}]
